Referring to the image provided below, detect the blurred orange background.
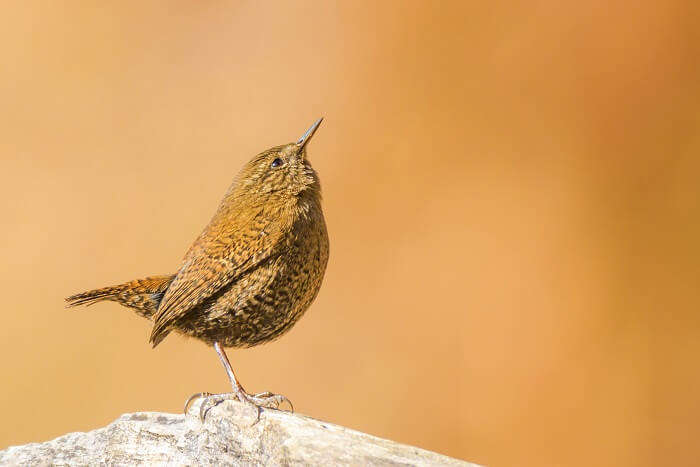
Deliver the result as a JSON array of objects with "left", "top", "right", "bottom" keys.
[{"left": 1, "top": 1, "right": 698, "bottom": 466}]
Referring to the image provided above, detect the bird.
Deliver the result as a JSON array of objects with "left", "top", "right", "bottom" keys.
[{"left": 66, "top": 119, "right": 329, "bottom": 420}]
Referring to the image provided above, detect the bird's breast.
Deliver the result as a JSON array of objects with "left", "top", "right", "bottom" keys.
[{"left": 178, "top": 206, "right": 328, "bottom": 348}]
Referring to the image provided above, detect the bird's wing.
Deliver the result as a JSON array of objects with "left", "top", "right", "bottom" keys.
[{"left": 149, "top": 209, "right": 289, "bottom": 346}]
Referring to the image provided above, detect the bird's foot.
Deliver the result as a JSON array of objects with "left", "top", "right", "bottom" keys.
[{"left": 184, "top": 390, "right": 293, "bottom": 423}]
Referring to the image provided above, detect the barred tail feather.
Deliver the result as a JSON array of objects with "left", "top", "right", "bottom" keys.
[
  {"left": 66, "top": 275, "right": 175, "bottom": 319},
  {"left": 65, "top": 287, "right": 120, "bottom": 307}
]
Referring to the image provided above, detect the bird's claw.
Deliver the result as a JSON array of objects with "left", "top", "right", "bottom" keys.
[
  {"left": 183, "top": 392, "right": 212, "bottom": 416},
  {"left": 249, "top": 391, "right": 294, "bottom": 413}
]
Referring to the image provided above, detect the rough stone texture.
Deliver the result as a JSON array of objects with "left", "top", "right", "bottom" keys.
[{"left": 0, "top": 399, "right": 476, "bottom": 466}]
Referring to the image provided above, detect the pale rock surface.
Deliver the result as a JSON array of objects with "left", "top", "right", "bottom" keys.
[{"left": 0, "top": 399, "right": 476, "bottom": 466}]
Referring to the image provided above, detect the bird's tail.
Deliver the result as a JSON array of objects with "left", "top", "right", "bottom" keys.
[{"left": 66, "top": 275, "right": 175, "bottom": 319}]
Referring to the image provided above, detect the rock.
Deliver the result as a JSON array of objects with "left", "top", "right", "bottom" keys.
[{"left": 0, "top": 399, "right": 476, "bottom": 466}]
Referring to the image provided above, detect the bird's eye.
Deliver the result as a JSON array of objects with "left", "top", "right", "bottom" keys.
[{"left": 271, "top": 158, "right": 283, "bottom": 168}]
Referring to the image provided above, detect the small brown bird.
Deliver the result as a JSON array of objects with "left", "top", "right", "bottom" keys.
[{"left": 67, "top": 119, "right": 329, "bottom": 419}]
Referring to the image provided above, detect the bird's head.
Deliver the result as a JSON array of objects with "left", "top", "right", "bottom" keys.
[{"left": 233, "top": 118, "right": 323, "bottom": 203}]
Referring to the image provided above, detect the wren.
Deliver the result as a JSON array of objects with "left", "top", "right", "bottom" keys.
[{"left": 67, "top": 119, "right": 329, "bottom": 419}]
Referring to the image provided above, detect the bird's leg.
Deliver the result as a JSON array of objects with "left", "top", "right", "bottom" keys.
[
  {"left": 184, "top": 342, "right": 293, "bottom": 422},
  {"left": 213, "top": 342, "right": 294, "bottom": 413}
]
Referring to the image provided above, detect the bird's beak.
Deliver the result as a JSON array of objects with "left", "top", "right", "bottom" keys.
[{"left": 297, "top": 117, "right": 323, "bottom": 150}]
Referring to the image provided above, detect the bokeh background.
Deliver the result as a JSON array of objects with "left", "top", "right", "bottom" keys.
[{"left": 1, "top": 1, "right": 698, "bottom": 466}]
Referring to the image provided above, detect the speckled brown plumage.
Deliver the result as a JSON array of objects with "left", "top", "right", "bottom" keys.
[{"left": 66, "top": 119, "right": 329, "bottom": 417}]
